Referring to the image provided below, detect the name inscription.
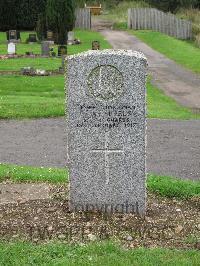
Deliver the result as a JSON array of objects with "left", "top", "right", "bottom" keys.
[{"left": 76, "top": 104, "right": 138, "bottom": 129}]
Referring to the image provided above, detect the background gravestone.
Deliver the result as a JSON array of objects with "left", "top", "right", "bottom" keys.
[
  {"left": 68, "top": 31, "right": 74, "bottom": 45},
  {"left": 58, "top": 45, "right": 67, "bottom": 57},
  {"left": 9, "top": 30, "right": 17, "bottom": 41},
  {"left": 7, "top": 30, "right": 20, "bottom": 42},
  {"left": 47, "top": 30, "right": 54, "bottom": 41},
  {"left": 41, "top": 41, "right": 50, "bottom": 56},
  {"left": 7, "top": 42, "right": 16, "bottom": 55},
  {"left": 92, "top": 40, "right": 100, "bottom": 50},
  {"left": 28, "top": 34, "right": 37, "bottom": 43},
  {"left": 66, "top": 50, "right": 147, "bottom": 215}
]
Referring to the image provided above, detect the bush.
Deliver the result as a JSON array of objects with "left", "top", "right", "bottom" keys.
[
  {"left": 113, "top": 22, "right": 128, "bottom": 30},
  {"left": 36, "top": 13, "right": 47, "bottom": 41},
  {"left": 192, "top": 24, "right": 200, "bottom": 36},
  {"left": 177, "top": 8, "right": 200, "bottom": 40},
  {"left": 46, "top": 0, "right": 75, "bottom": 44},
  {"left": 103, "top": 1, "right": 149, "bottom": 22},
  {"left": 146, "top": 0, "right": 199, "bottom": 13}
]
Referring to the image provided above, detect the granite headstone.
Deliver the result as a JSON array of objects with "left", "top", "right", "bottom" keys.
[{"left": 66, "top": 50, "right": 147, "bottom": 215}]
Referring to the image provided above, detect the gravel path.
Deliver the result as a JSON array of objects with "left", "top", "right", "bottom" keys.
[{"left": 0, "top": 118, "right": 199, "bottom": 180}]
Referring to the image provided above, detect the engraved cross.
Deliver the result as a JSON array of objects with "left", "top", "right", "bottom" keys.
[{"left": 92, "top": 132, "right": 124, "bottom": 185}]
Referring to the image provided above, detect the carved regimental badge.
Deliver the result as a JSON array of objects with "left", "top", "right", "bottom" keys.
[{"left": 87, "top": 65, "right": 123, "bottom": 101}]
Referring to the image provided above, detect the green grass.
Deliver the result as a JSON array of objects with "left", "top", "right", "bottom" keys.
[
  {"left": 0, "top": 58, "right": 61, "bottom": 71},
  {"left": 0, "top": 241, "right": 199, "bottom": 266},
  {"left": 131, "top": 30, "right": 200, "bottom": 73},
  {"left": 0, "top": 42, "right": 42, "bottom": 55},
  {"left": 68, "top": 29, "right": 111, "bottom": 54},
  {"left": 0, "top": 29, "right": 112, "bottom": 118},
  {"left": 0, "top": 30, "right": 111, "bottom": 70},
  {"left": 0, "top": 31, "right": 34, "bottom": 43},
  {"left": 0, "top": 75, "right": 64, "bottom": 118},
  {"left": 0, "top": 75, "right": 199, "bottom": 119},
  {"left": 1, "top": 163, "right": 199, "bottom": 199},
  {"left": 0, "top": 163, "right": 67, "bottom": 184},
  {"left": 147, "top": 81, "right": 200, "bottom": 120},
  {"left": 148, "top": 174, "right": 200, "bottom": 199}
]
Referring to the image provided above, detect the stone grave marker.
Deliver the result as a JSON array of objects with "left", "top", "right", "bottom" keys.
[
  {"left": 7, "top": 30, "right": 20, "bottom": 42},
  {"left": 47, "top": 30, "right": 54, "bottom": 41},
  {"left": 66, "top": 50, "right": 147, "bottom": 215},
  {"left": 58, "top": 45, "right": 67, "bottom": 57},
  {"left": 7, "top": 42, "right": 16, "bottom": 55},
  {"left": 41, "top": 41, "right": 50, "bottom": 56},
  {"left": 68, "top": 31, "right": 74, "bottom": 45},
  {"left": 29, "top": 33, "right": 37, "bottom": 43},
  {"left": 8, "top": 30, "right": 17, "bottom": 41},
  {"left": 92, "top": 40, "right": 100, "bottom": 50}
]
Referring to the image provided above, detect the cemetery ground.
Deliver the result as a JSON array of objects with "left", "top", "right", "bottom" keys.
[
  {"left": 0, "top": 27, "right": 200, "bottom": 264},
  {"left": 1, "top": 76, "right": 200, "bottom": 119},
  {"left": 0, "top": 164, "right": 199, "bottom": 262},
  {"left": 0, "top": 27, "right": 200, "bottom": 119},
  {"left": 0, "top": 30, "right": 111, "bottom": 71}
]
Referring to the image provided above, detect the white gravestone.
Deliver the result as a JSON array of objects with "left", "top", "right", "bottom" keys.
[
  {"left": 68, "top": 31, "right": 74, "bottom": 45},
  {"left": 66, "top": 50, "right": 147, "bottom": 215},
  {"left": 7, "top": 42, "right": 16, "bottom": 55}
]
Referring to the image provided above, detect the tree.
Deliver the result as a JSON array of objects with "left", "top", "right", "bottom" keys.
[
  {"left": 46, "top": 0, "right": 75, "bottom": 44},
  {"left": 0, "top": 0, "right": 17, "bottom": 31},
  {"left": 36, "top": 0, "right": 48, "bottom": 40},
  {"left": 145, "top": 0, "right": 199, "bottom": 12},
  {"left": 0, "top": 0, "right": 47, "bottom": 31}
]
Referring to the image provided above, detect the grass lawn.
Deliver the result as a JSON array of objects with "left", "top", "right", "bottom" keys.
[
  {"left": 0, "top": 30, "right": 111, "bottom": 70},
  {"left": 0, "top": 75, "right": 65, "bottom": 118},
  {"left": 0, "top": 75, "right": 199, "bottom": 119},
  {"left": 147, "top": 81, "right": 200, "bottom": 120},
  {"left": 0, "top": 163, "right": 199, "bottom": 200},
  {"left": 0, "top": 241, "right": 199, "bottom": 266},
  {"left": 0, "top": 58, "right": 61, "bottom": 71},
  {"left": 130, "top": 30, "right": 200, "bottom": 74}
]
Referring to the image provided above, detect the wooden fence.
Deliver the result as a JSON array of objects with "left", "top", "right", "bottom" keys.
[
  {"left": 75, "top": 8, "right": 91, "bottom": 29},
  {"left": 128, "top": 8, "right": 192, "bottom": 39}
]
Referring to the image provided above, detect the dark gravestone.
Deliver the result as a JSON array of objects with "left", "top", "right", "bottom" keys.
[
  {"left": 29, "top": 34, "right": 37, "bottom": 43},
  {"left": 58, "top": 45, "right": 67, "bottom": 57},
  {"left": 92, "top": 41, "right": 100, "bottom": 50},
  {"left": 47, "top": 31, "right": 54, "bottom": 41},
  {"left": 17, "top": 31, "right": 21, "bottom": 40},
  {"left": 9, "top": 30, "right": 17, "bottom": 40},
  {"left": 7, "top": 30, "right": 21, "bottom": 42},
  {"left": 21, "top": 67, "right": 35, "bottom": 75}
]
